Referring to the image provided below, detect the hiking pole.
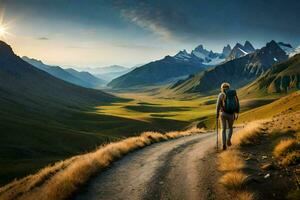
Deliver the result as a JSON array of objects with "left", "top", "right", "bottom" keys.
[{"left": 216, "top": 116, "right": 219, "bottom": 151}]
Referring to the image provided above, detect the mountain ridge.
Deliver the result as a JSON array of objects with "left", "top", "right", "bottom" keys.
[
  {"left": 22, "top": 56, "right": 106, "bottom": 88},
  {"left": 241, "top": 53, "right": 300, "bottom": 95},
  {"left": 170, "top": 40, "right": 289, "bottom": 94}
]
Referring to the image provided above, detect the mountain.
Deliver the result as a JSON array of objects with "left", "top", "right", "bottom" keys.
[
  {"left": 170, "top": 40, "right": 289, "bottom": 94},
  {"left": 65, "top": 68, "right": 106, "bottom": 88},
  {"left": 278, "top": 42, "right": 294, "bottom": 55},
  {"left": 190, "top": 44, "right": 231, "bottom": 65},
  {"left": 222, "top": 44, "right": 232, "bottom": 57},
  {"left": 289, "top": 44, "right": 300, "bottom": 57},
  {"left": 22, "top": 56, "right": 106, "bottom": 88},
  {"left": 83, "top": 65, "right": 132, "bottom": 82},
  {"left": 226, "top": 41, "right": 255, "bottom": 61},
  {"left": 107, "top": 44, "right": 235, "bottom": 89},
  {"left": 0, "top": 40, "right": 124, "bottom": 184},
  {"left": 1, "top": 41, "right": 118, "bottom": 109},
  {"left": 107, "top": 54, "right": 207, "bottom": 89},
  {"left": 241, "top": 53, "right": 300, "bottom": 95}
]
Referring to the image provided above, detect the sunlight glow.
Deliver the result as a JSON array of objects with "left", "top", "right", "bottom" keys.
[
  {"left": 0, "top": 9, "right": 11, "bottom": 39},
  {"left": 0, "top": 25, "right": 8, "bottom": 37}
]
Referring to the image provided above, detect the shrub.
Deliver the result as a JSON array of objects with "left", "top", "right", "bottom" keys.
[{"left": 219, "top": 171, "right": 249, "bottom": 190}]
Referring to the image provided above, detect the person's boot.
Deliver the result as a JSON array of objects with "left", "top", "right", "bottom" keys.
[
  {"left": 222, "top": 145, "right": 227, "bottom": 150},
  {"left": 227, "top": 140, "right": 232, "bottom": 147}
]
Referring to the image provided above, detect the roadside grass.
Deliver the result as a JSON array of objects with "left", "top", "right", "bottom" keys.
[
  {"left": 281, "top": 151, "right": 300, "bottom": 166},
  {"left": 219, "top": 171, "right": 249, "bottom": 190},
  {"left": 236, "top": 191, "right": 256, "bottom": 200},
  {"left": 218, "top": 150, "right": 245, "bottom": 171},
  {"left": 0, "top": 127, "right": 203, "bottom": 200},
  {"left": 272, "top": 131, "right": 300, "bottom": 167},
  {"left": 273, "top": 138, "right": 298, "bottom": 158},
  {"left": 232, "top": 121, "right": 265, "bottom": 146},
  {"left": 217, "top": 121, "right": 265, "bottom": 200}
]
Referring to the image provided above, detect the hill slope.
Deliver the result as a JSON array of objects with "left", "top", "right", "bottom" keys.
[
  {"left": 108, "top": 54, "right": 206, "bottom": 89},
  {"left": 171, "top": 40, "right": 288, "bottom": 94},
  {"left": 65, "top": 68, "right": 106, "bottom": 88},
  {"left": 240, "top": 53, "right": 300, "bottom": 96},
  {"left": 0, "top": 41, "right": 121, "bottom": 185},
  {"left": 22, "top": 56, "right": 106, "bottom": 88}
]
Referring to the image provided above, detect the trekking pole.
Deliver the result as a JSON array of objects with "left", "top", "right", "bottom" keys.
[{"left": 216, "top": 116, "right": 219, "bottom": 151}]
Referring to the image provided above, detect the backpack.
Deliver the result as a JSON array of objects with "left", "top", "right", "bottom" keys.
[{"left": 223, "top": 89, "right": 239, "bottom": 114}]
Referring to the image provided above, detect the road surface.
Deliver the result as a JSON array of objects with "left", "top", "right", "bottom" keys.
[{"left": 74, "top": 132, "right": 218, "bottom": 200}]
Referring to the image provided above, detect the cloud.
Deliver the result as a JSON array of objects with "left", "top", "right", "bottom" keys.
[
  {"left": 116, "top": 1, "right": 194, "bottom": 41},
  {"left": 121, "top": 7, "right": 173, "bottom": 40},
  {"left": 37, "top": 37, "right": 49, "bottom": 40}
]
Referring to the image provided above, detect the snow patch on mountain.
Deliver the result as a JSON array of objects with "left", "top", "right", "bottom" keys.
[
  {"left": 289, "top": 46, "right": 300, "bottom": 57},
  {"left": 174, "top": 50, "right": 192, "bottom": 61}
]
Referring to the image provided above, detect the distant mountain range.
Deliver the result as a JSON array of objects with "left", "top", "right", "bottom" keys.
[
  {"left": 22, "top": 56, "right": 106, "bottom": 88},
  {"left": 107, "top": 43, "right": 239, "bottom": 89},
  {"left": 83, "top": 65, "right": 133, "bottom": 82},
  {"left": 108, "top": 40, "right": 295, "bottom": 90},
  {"left": 170, "top": 40, "right": 291, "bottom": 94},
  {"left": 107, "top": 54, "right": 207, "bottom": 89}
]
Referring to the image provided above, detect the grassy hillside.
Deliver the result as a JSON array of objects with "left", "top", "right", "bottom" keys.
[
  {"left": 237, "top": 90, "right": 300, "bottom": 123},
  {"left": 240, "top": 53, "right": 300, "bottom": 97}
]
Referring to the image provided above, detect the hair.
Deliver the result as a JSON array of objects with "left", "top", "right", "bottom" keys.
[{"left": 221, "top": 82, "right": 230, "bottom": 93}]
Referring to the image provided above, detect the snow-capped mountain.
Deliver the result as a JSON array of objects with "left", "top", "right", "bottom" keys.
[
  {"left": 174, "top": 50, "right": 192, "bottom": 61},
  {"left": 174, "top": 44, "right": 232, "bottom": 66},
  {"left": 226, "top": 41, "right": 255, "bottom": 61}
]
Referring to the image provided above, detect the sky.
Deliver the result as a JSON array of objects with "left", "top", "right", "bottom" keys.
[{"left": 0, "top": 0, "right": 300, "bottom": 68}]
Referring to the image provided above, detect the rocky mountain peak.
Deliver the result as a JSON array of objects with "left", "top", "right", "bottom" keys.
[
  {"left": 244, "top": 41, "right": 255, "bottom": 52},
  {"left": 222, "top": 44, "right": 232, "bottom": 57}
]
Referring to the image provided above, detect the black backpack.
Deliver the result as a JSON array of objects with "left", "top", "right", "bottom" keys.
[{"left": 223, "top": 89, "right": 239, "bottom": 114}]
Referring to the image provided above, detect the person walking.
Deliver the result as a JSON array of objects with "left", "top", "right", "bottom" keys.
[{"left": 216, "top": 82, "right": 240, "bottom": 150}]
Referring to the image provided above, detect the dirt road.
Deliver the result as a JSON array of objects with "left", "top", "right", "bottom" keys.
[{"left": 74, "top": 132, "right": 219, "bottom": 200}]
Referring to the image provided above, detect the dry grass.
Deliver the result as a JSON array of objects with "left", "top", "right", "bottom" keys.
[
  {"left": 232, "top": 121, "right": 264, "bottom": 146},
  {"left": 236, "top": 191, "right": 256, "bottom": 200},
  {"left": 218, "top": 124, "right": 258, "bottom": 199},
  {"left": 273, "top": 138, "right": 298, "bottom": 158},
  {"left": 0, "top": 127, "right": 203, "bottom": 200},
  {"left": 0, "top": 156, "right": 78, "bottom": 199},
  {"left": 218, "top": 150, "right": 245, "bottom": 171},
  {"left": 281, "top": 151, "right": 300, "bottom": 166},
  {"left": 219, "top": 171, "right": 249, "bottom": 190}
]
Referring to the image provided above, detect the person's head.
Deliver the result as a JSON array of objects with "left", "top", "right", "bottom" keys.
[{"left": 221, "top": 82, "right": 230, "bottom": 93}]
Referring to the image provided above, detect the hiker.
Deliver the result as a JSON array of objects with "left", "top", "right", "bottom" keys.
[{"left": 216, "top": 82, "right": 240, "bottom": 150}]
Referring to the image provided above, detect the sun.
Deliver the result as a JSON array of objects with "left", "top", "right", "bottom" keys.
[{"left": 0, "top": 25, "right": 8, "bottom": 37}]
